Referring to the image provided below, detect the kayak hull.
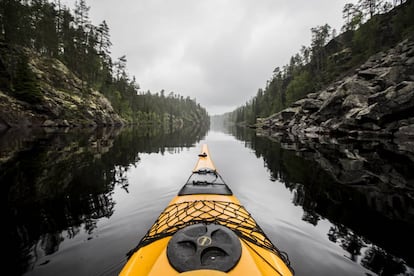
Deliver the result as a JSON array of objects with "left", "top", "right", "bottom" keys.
[
  {"left": 119, "top": 145, "right": 293, "bottom": 275},
  {"left": 121, "top": 238, "right": 291, "bottom": 276}
]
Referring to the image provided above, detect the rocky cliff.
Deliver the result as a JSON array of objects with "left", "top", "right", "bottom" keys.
[
  {"left": 258, "top": 38, "right": 414, "bottom": 145},
  {"left": 0, "top": 43, "right": 125, "bottom": 131}
]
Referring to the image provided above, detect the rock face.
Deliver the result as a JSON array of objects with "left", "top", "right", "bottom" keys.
[
  {"left": 260, "top": 133, "right": 414, "bottom": 192},
  {"left": 258, "top": 39, "right": 414, "bottom": 143},
  {"left": 0, "top": 44, "right": 125, "bottom": 129}
]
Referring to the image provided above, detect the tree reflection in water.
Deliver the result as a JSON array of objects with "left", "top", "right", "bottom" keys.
[
  {"left": 227, "top": 126, "right": 414, "bottom": 275},
  {"left": 2, "top": 124, "right": 208, "bottom": 275}
]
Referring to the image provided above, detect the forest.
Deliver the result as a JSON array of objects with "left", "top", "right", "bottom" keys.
[
  {"left": 0, "top": 0, "right": 209, "bottom": 127},
  {"left": 224, "top": 0, "right": 414, "bottom": 125}
]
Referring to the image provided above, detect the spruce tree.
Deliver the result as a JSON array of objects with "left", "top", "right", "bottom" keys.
[{"left": 13, "top": 56, "right": 42, "bottom": 104}]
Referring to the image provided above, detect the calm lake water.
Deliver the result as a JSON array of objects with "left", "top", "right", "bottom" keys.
[{"left": 3, "top": 124, "right": 414, "bottom": 276}]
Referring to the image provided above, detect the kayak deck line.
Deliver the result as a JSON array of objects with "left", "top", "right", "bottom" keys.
[
  {"left": 134, "top": 200, "right": 282, "bottom": 256},
  {"left": 120, "top": 144, "right": 294, "bottom": 276}
]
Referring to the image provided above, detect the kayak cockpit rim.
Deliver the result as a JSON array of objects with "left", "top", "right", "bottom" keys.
[{"left": 178, "top": 167, "right": 233, "bottom": 196}]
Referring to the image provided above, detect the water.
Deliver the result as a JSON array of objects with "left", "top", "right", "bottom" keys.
[{"left": 2, "top": 125, "right": 413, "bottom": 276}]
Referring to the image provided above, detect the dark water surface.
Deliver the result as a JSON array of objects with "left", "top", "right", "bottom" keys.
[{"left": 2, "top": 125, "right": 413, "bottom": 276}]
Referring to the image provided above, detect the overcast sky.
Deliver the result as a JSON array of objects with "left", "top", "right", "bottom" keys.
[{"left": 64, "top": 0, "right": 353, "bottom": 115}]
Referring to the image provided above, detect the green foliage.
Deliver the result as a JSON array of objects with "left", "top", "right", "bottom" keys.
[
  {"left": 0, "top": 0, "right": 209, "bottom": 127},
  {"left": 226, "top": 0, "right": 414, "bottom": 126},
  {"left": 285, "top": 71, "right": 313, "bottom": 106},
  {"left": 13, "top": 57, "right": 43, "bottom": 103},
  {"left": 392, "top": 0, "right": 414, "bottom": 39},
  {"left": 352, "top": 17, "right": 381, "bottom": 57}
]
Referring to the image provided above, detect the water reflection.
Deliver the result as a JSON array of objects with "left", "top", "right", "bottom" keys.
[
  {"left": 4, "top": 122, "right": 414, "bottom": 275},
  {"left": 2, "top": 125, "right": 208, "bottom": 275},
  {"left": 227, "top": 126, "right": 414, "bottom": 275}
]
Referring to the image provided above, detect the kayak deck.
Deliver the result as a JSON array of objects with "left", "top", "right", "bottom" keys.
[
  {"left": 137, "top": 197, "right": 279, "bottom": 254},
  {"left": 120, "top": 144, "right": 294, "bottom": 276}
]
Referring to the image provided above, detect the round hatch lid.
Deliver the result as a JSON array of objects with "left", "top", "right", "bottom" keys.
[{"left": 167, "top": 223, "right": 242, "bottom": 272}]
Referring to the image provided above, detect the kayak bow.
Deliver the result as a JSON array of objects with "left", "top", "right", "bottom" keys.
[{"left": 120, "top": 144, "right": 294, "bottom": 276}]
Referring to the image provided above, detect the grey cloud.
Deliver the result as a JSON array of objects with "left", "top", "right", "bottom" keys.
[{"left": 65, "top": 0, "right": 351, "bottom": 115}]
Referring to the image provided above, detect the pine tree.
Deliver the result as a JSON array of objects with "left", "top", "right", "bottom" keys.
[
  {"left": 2, "top": 0, "right": 31, "bottom": 46},
  {"left": 13, "top": 56, "right": 42, "bottom": 103},
  {"left": 31, "top": 0, "right": 59, "bottom": 56},
  {"left": 96, "top": 20, "right": 112, "bottom": 61}
]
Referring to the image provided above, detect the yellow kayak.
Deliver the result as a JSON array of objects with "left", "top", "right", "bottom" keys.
[{"left": 120, "top": 144, "right": 294, "bottom": 276}]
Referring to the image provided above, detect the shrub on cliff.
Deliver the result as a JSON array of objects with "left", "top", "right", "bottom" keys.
[{"left": 13, "top": 56, "right": 42, "bottom": 104}]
